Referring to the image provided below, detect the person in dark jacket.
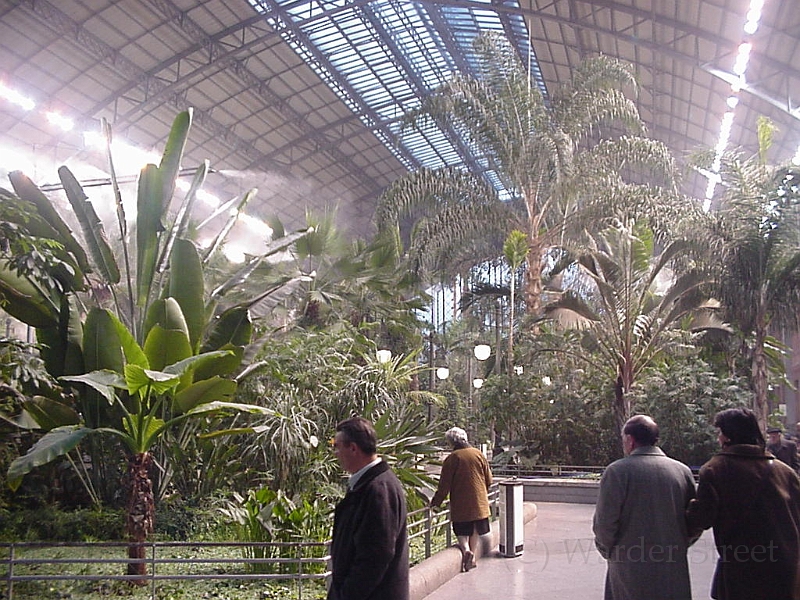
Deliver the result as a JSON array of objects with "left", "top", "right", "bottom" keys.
[
  {"left": 593, "top": 415, "right": 696, "bottom": 600},
  {"left": 686, "top": 407, "right": 800, "bottom": 600},
  {"left": 328, "top": 417, "right": 408, "bottom": 600},
  {"left": 766, "top": 426, "right": 799, "bottom": 472}
]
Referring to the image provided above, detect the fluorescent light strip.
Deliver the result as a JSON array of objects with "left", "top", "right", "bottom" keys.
[
  {"left": 0, "top": 78, "right": 273, "bottom": 240},
  {"left": 0, "top": 82, "right": 35, "bottom": 111},
  {"left": 704, "top": 0, "right": 765, "bottom": 206}
]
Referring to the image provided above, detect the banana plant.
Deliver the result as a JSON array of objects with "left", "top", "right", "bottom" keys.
[
  {"left": 0, "top": 110, "right": 315, "bottom": 573},
  {"left": 6, "top": 312, "right": 274, "bottom": 579}
]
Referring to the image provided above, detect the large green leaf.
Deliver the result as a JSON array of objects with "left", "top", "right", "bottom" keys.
[
  {"left": 8, "top": 171, "right": 91, "bottom": 275},
  {"left": 143, "top": 324, "right": 193, "bottom": 373},
  {"left": 58, "top": 166, "right": 121, "bottom": 284},
  {"left": 7, "top": 425, "right": 94, "bottom": 491},
  {"left": 61, "top": 370, "right": 126, "bottom": 404},
  {"left": 193, "top": 342, "right": 242, "bottom": 379},
  {"left": 158, "top": 109, "right": 192, "bottom": 215},
  {"left": 124, "top": 364, "right": 180, "bottom": 397},
  {"left": 157, "top": 161, "right": 209, "bottom": 275},
  {"left": 135, "top": 111, "right": 192, "bottom": 312},
  {"left": 173, "top": 377, "right": 238, "bottom": 413},
  {"left": 168, "top": 239, "right": 205, "bottom": 352},
  {"left": 83, "top": 308, "right": 148, "bottom": 373},
  {"left": 185, "top": 401, "right": 274, "bottom": 418},
  {"left": 136, "top": 163, "right": 164, "bottom": 310},
  {"left": 163, "top": 350, "right": 235, "bottom": 378},
  {"left": 23, "top": 396, "right": 81, "bottom": 430},
  {"left": 201, "top": 306, "right": 252, "bottom": 352},
  {"left": 0, "top": 259, "right": 59, "bottom": 328},
  {"left": 143, "top": 297, "right": 188, "bottom": 343},
  {"left": 196, "top": 307, "right": 251, "bottom": 380},
  {"left": 36, "top": 293, "right": 84, "bottom": 378}
]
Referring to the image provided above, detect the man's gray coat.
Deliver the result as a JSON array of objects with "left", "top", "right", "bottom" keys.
[{"left": 593, "top": 446, "right": 696, "bottom": 600}]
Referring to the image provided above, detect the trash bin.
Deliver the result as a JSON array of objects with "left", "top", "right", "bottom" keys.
[{"left": 499, "top": 479, "right": 524, "bottom": 557}]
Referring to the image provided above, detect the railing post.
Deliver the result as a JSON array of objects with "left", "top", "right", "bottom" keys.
[
  {"left": 150, "top": 541, "right": 157, "bottom": 599},
  {"left": 7, "top": 543, "right": 14, "bottom": 600},
  {"left": 297, "top": 543, "right": 302, "bottom": 600},
  {"left": 445, "top": 512, "right": 452, "bottom": 548},
  {"left": 424, "top": 506, "right": 432, "bottom": 558}
]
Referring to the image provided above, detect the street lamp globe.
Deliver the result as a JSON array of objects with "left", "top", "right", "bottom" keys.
[
  {"left": 436, "top": 367, "right": 450, "bottom": 380},
  {"left": 473, "top": 344, "right": 491, "bottom": 361}
]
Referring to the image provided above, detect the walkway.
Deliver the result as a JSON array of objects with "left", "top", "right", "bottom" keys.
[{"left": 424, "top": 502, "right": 718, "bottom": 600}]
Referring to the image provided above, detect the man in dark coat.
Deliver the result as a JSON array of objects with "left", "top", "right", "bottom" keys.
[
  {"left": 328, "top": 417, "right": 408, "bottom": 600},
  {"left": 766, "top": 426, "right": 799, "bottom": 472},
  {"left": 593, "top": 415, "right": 696, "bottom": 600},
  {"left": 687, "top": 407, "right": 800, "bottom": 600}
]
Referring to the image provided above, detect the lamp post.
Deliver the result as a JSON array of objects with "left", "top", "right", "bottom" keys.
[{"left": 470, "top": 344, "right": 490, "bottom": 438}]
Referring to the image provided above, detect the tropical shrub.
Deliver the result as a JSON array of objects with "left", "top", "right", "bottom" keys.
[{"left": 218, "top": 487, "right": 330, "bottom": 574}]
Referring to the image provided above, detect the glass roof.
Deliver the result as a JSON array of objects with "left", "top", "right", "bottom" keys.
[{"left": 248, "top": 0, "right": 546, "bottom": 197}]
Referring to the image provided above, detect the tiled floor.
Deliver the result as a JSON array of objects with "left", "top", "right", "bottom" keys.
[{"left": 424, "top": 502, "right": 717, "bottom": 600}]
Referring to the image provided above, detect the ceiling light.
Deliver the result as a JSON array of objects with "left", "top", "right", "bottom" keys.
[
  {"left": 726, "top": 96, "right": 739, "bottom": 109},
  {"left": 46, "top": 112, "right": 74, "bottom": 132},
  {"left": 733, "top": 43, "right": 752, "bottom": 75},
  {"left": 0, "top": 83, "right": 35, "bottom": 111}
]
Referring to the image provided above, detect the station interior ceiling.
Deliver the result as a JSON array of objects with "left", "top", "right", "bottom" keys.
[{"left": 1, "top": 0, "right": 799, "bottom": 246}]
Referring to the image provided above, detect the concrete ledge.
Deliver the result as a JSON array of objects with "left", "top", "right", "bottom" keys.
[{"left": 409, "top": 502, "right": 537, "bottom": 600}]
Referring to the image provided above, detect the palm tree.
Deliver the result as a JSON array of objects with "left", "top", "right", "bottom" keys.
[
  {"left": 543, "top": 220, "right": 729, "bottom": 435},
  {"left": 503, "top": 230, "right": 529, "bottom": 372},
  {"left": 702, "top": 118, "right": 800, "bottom": 429},
  {"left": 376, "top": 32, "right": 680, "bottom": 318}
]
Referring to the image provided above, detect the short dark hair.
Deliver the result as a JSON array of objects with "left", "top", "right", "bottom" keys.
[
  {"left": 336, "top": 417, "right": 377, "bottom": 455},
  {"left": 714, "top": 407, "right": 765, "bottom": 447},
  {"left": 623, "top": 415, "right": 659, "bottom": 446}
]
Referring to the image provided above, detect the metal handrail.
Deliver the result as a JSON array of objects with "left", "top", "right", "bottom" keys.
[{"left": 0, "top": 485, "right": 500, "bottom": 600}]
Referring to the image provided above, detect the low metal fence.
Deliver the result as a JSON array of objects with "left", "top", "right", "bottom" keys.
[
  {"left": 492, "top": 463, "right": 605, "bottom": 478},
  {"left": 0, "top": 540, "right": 329, "bottom": 600},
  {"left": 0, "top": 485, "right": 499, "bottom": 600}
]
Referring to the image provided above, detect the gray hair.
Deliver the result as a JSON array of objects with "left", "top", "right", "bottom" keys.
[{"left": 445, "top": 427, "right": 469, "bottom": 448}]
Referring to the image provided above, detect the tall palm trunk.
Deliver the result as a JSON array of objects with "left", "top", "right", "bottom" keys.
[
  {"left": 126, "top": 452, "right": 155, "bottom": 583},
  {"left": 751, "top": 322, "right": 770, "bottom": 431},
  {"left": 613, "top": 361, "right": 635, "bottom": 446},
  {"left": 524, "top": 239, "right": 544, "bottom": 318}
]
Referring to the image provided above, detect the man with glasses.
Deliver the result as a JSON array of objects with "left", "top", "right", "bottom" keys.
[{"left": 328, "top": 417, "right": 408, "bottom": 600}]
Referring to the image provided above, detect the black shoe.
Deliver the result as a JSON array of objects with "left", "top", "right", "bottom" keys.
[{"left": 462, "top": 550, "right": 474, "bottom": 572}]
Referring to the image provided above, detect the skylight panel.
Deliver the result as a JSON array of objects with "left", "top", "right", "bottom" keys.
[{"left": 253, "top": 0, "right": 547, "bottom": 199}]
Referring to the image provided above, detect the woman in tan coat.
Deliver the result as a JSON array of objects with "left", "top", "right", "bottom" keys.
[{"left": 430, "top": 427, "right": 493, "bottom": 572}]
